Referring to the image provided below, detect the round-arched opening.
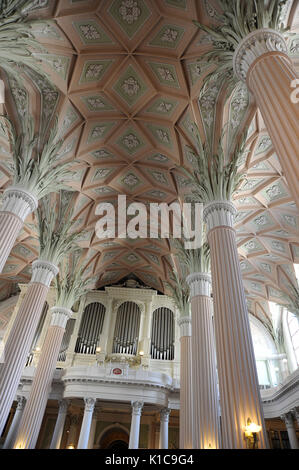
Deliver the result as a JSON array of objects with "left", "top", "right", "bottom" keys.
[{"left": 99, "top": 427, "right": 129, "bottom": 449}]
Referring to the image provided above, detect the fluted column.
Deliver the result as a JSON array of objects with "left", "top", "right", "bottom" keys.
[
  {"left": 88, "top": 408, "right": 98, "bottom": 449},
  {"left": 3, "top": 396, "right": 26, "bottom": 449},
  {"left": 129, "top": 401, "right": 143, "bottom": 449},
  {"left": 77, "top": 398, "right": 96, "bottom": 449},
  {"left": 186, "top": 272, "right": 220, "bottom": 449},
  {"left": 281, "top": 412, "right": 299, "bottom": 449},
  {"left": 204, "top": 201, "right": 267, "bottom": 449},
  {"left": 177, "top": 316, "right": 193, "bottom": 449},
  {"left": 159, "top": 408, "right": 170, "bottom": 449},
  {"left": 0, "top": 259, "right": 59, "bottom": 436},
  {"left": 233, "top": 29, "right": 299, "bottom": 207},
  {"left": 0, "top": 187, "right": 38, "bottom": 273},
  {"left": 13, "top": 307, "right": 72, "bottom": 449},
  {"left": 50, "top": 399, "right": 69, "bottom": 449}
]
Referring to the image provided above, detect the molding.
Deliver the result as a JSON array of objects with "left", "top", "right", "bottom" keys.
[
  {"left": 178, "top": 316, "right": 191, "bottom": 337},
  {"left": 203, "top": 200, "right": 236, "bottom": 232},
  {"left": 31, "top": 259, "right": 59, "bottom": 287},
  {"left": 50, "top": 306, "right": 73, "bottom": 329},
  {"left": 1, "top": 186, "right": 38, "bottom": 221},
  {"left": 233, "top": 29, "right": 288, "bottom": 82},
  {"left": 131, "top": 400, "right": 143, "bottom": 416},
  {"left": 186, "top": 272, "right": 211, "bottom": 298}
]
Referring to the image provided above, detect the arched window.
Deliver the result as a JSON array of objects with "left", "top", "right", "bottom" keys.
[
  {"left": 151, "top": 307, "right": 174, "bottom": 360},
  {"left": 75, "top": 302, "right": 106, "bottom": 355},
  {"left": 112, "top": 301, "right": 141, "bottom": 355},
  {"left": 287, "top": 311, "right": 299, "bottom": 366}
]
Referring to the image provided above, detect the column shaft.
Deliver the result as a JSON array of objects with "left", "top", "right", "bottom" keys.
[
  {"left": 129, "top": 401, "right": 143, "bottom": 449},
  {"left": 0, "top": 260, "right": 58, "bottom": 436},
  {"left": 178, "top": 317, "right": 193, "bottom": 449},
  {"left": 50, "top": 400, "right": 68, "bottom": 449},
  {"left": 3, "top": 397, "right": 26, "bottom": 449},
  {"left": 13, "top": 325, "right": 65, "bottom": 449},
  {"left": 206, "top": 204, "right": 267, "bottom": 448},
  {"left": 0, "top": 283, "right": 49, "bottom": 435},
  {"left": 187, "top": 276, "right": 220, "bottom": 449},
  {"left": 0, "top": 212, "right": 23, "bottom": 273},
  {"left": 281, "top": 413, "right": 299, "bottom": 449},
  {"left": 159, "top": 409, "right": 170, "bottom": 449},
  {"left": 77, "top": 398, "right": 95, "bottom": 449}
]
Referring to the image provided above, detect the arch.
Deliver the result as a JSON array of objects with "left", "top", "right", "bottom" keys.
[
  {"left": 75, "top": 302, "right": 106, "bottom": 355},
  {"left": 151, "top": 307, "right": 175, "bottom": 360},
  {"left": 112, "top": 301, "right": 141, "bottom": 355},
  {"left": 97, "top": 424, "right": 129, "bottom": 450}
]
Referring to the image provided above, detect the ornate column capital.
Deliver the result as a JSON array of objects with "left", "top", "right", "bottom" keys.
[
  {"left": 58, "top": 399, "right": 69, "bottom": 414},
  {"left": 160, "top": 408, "right": 171, "bottom": 423},
  {"left": 16, "top": 395, "right": 26, "bottom": 411},
  {"left": 233, "top": 28, "right": 288, "bottom": 82},
  {"left": 178, "top": 316, "right": 191, "bottom": 338},
  {"left": 203, "top": 200, "right": 236, "bottom": 232},
  {"left": 291, "top": 407, "right": 299, "bottom": 423},
  {"left": 281, "top": 412, "right": 295, "bottom": 428},
  {"left": 31, "top": 259, "right": 59, "bottom": 287},
  {"left": 131, "top": 401, "right": 143, "bottom": 416},
  {"left": 50, "top": 307, "right": 73, "bottom": 329},
  {"left": 1, "top": 186, "right": 38, "bottom": 221},
  {"left": 83, "top": 398, "right": 96, "bottom": 413},
  {"left": 186, "top": 272, "right": 211, "bottom": 298}
]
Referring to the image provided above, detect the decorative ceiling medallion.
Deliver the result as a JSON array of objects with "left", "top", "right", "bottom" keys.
[
  {"left": 87, "top": 122, "right": 116, "bottom": 143},
  {"left": 82, "top": 93, "right": 115, "bottom": 112},
  {"left": 116, "top": 128, "right": 145, "bottom": 155},
  {"left": 73, "top": 19, "right": 114, "bottom": 44},
  {"left": 79, "top": 60, "right": 114, "bottom": 84},
  {"left": 145, "top": 97, "right": 177, "bottom": 116},
  {"left": 147, "top": 61, "right": 180, "bottom": 88},
  {"left": 113, "top": 64, "right": 147, "bottom": 107},
  {"left": 149, "top": 24, "right": 185, "bottom": 49},
  {"left": 146, "top": 123, "right": 173, "bottom": 149},
  {"left": 120, "top": 171, "right": 142, "bottom": 189},
  {"left": 108, "top": 0, "right": 151, "bottom": 39}
]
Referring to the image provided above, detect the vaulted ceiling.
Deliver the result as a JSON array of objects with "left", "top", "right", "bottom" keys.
[{"left": 0, "top": 0, "right": 299, "bottom": 321}]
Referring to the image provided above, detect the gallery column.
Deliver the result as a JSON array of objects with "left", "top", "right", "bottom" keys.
[
  {"left": 77, "top": 398, "right": 96, "bottom": 449},
  {"left": 281, "top": 412, "right": 299, "bottom": 449},
  {"left": 3, "top": 396, "right": 26, "bottom": 449},
  {"left": 129, "top": 401, "right": 143, "bottom": 449},
  {"left": 13, "top": 307, "right": 72, "bottom": 449},
  {"left": 50, "top": 399, "right": 69, "bottom": 449},
  {"left": 233, "top": 29, "right": 299, "bottom": 207},
  {"left": 204, "top": 201, "right": 267, "bottom": 448},
  {"left": 186, "top": 272, "right": 220, "bottom": 449},
  {"left": 0, "top": 187, "right": 38, "bottom": 273},
  {"left": 159, "top": 408, "right": 170, "bottom": 450},
  {"left": 0, "top": 259, "right": 58, "bottom": 435},
  {"left": 177, "top": 316, "right": 193, "bottom": 449}
]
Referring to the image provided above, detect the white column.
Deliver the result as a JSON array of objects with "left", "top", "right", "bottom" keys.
[
  {"left": 281, "top": 412, "right": 299, "bottom": 449},
  {"left": 77, "top": 398, "right": 96, "bottom": 449},
  {"left": 88, "top": 408, "right": 98, "bottom": 449},
  {"left": 204, "top": 201, "right": 267, "bottom": 449},
  {"left": 50, "top": 399, "right": 69, "bottom": 449},
  {"left": 0, "top": 187, "right": 38, "bottom": 273},
  {"left": 129, "top": 401, "right": 143, "bottom": 449},
  {"left": 159, "top": 408, "right": 170, "bottom": 449},
  {"left": 0, "top": 259, "right": 59, "bottom": 436},
  {"left": 177, "top": 316, "right": 193, "bottom": 449},
  {"left": 293, "top": 407, "right": 299, "bottom": 429},
  {"left": 186, "top": 272, "right": 220, "bottom": 449},
  {"left": 3, "top": 396, "right": 26, "bottom": 449}
]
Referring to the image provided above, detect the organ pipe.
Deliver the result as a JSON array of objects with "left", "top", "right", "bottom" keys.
[
  {"left": 75, "top": 302, "right": 105, "bottom": 355},
  {"left": 150, "top": 308, "right": 174, "bottom": 360},
  {"left": 112, "top": 302, "right": 140, "bottom": 355}
]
